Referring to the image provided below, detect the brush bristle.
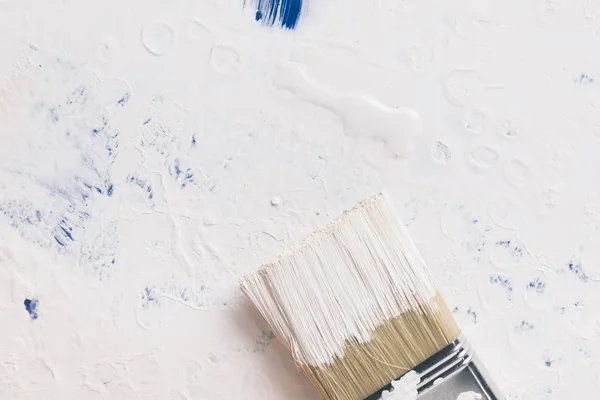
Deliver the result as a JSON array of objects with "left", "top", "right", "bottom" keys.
[{"left": 240, "top": 193, "right": 460, "bottom": 400}]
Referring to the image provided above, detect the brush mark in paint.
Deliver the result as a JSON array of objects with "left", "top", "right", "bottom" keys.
[{"left": 253, "top": 0, "right": 303, "bottom": 30}]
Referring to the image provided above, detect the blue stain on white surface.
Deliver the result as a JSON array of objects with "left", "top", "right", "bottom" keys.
[
  {"left": 527, "top": 277, "right": 546, "bottom": 293},
  {"left": 495, "top": 240, "right": 524, "bottom": 258},
  {"left": 252, "top": 0, "right": 303, "bottom": 29},
  {"left": 138, "top": 97, "right": 217, "bottom": 193},
  {"left": 575, "top": 73, "right": 594, "bottom": 86},
  {"left": 558, "top": 300, "right": 583, "bottom": 315},
  {"left": 451, "top": 305, "right": 479, "bottom": 324},
  {"left": 567, "top": 260, "right": 588, "bottom": 282},
  {"left": 117, "top": 92, "right": 130, "bottom": 106},
  {"left": 515, "top": 320, "right": 535, "bottom": 332},
  {"left": 170, "top": 159, "right": 195, "bottom": 188},
  {"left": 141, "top": 287, "right": 159, "bottom": 308},
  {"left": 0, "top": 49, "right": 126, "bottom": 277},
  {"left": 127, "top": 175, "right": 154, "bottom": 199},
  {"left": 24, "top": 298, "right": 39, "bottom": 320},
  {"left": 489, "top": 274, "right": 513, "bottom": 299}
]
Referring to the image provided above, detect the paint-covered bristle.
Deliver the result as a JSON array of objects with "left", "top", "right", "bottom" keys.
[{"left": 240, "top": 193, "right": 460, "bottom": 400}]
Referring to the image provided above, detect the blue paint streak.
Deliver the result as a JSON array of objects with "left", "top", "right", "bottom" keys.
[
  {"left": 127, "top": 175, "right": 153, "bottom": 199},
  {"left": 60, "top": 225, "right": 73, "bottom": 241},
  {"left": 254, "top": 0, "right": 303, "bottom": 29},
  {"left": 117, "top": 93, "right": 130, "bottom": 106},
  {"left": 24, "top": 298, "right": 39, "bottom": 320},
  {"left": 48, "top": 108, "right": 60, "bottom": 123}
]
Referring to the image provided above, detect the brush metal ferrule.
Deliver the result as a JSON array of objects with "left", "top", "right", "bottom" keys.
[{"left": 365, "top": 334, "right": 501, "bottom": 400}]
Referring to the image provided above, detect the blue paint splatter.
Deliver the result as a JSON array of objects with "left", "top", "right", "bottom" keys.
[
  {"left": 466, "top": 307, "right": 478, "bottom": 323},
  {"left": 142, "top": 287, "right": 156, "bottom": 302},
  {"left": 527, "top": 277, "right": 546, "bottom": 293},
  {"left": 544, "top": 360, "right": 553, "bottom": 367},
  {"left": 170, "top": 159, "right": 195, "bottom": 188},
  {"left": 253, "top": 0, "right": 303, "bottom": 29},
  {"left": 489, "top": 274, "right": 513, "bottom": 298},
  {"left": 576, "top": 73, "right": 594, "bottom": 85},
  {"left": 451, "top": 306, "right": 478, "bottom": 323},
  {"left": 495, "top": 240, "right": 523, "bottom": 258},
  {"left": 24, "top": 298, "right": 39, "bottom": 320},
  {"left": 0, "top": 49, "right": 122, "bottom": 279},
  {"left": 568, "top": 261, "right": 588, "bottom": 282},
  {"left": 191, "top": 135, "right": 197, "bottom": 147},
  {"left": 117, "top": 92, "right": 130, "bottom": 106},
  {"left": 127, "top": 175, "right": 154, "bottom": 199},
  {"left": 516, "top": 320, "right": 534, "bottom": 331}
]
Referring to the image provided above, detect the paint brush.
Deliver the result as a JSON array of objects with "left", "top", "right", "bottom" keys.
[{"left": 240, "top": 192, "right": 502, "bottom": 400}]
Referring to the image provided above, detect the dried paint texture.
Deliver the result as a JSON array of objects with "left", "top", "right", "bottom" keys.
[{"left": 0, "top": 0, "right": 600, "bottom": 399}]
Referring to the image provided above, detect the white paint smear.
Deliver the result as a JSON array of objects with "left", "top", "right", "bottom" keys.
[
  {"left": 456, "top": 391, "right": 482, "bottom": 400},
  {"left": 381, "top": 370, "right": 420, "bottom": 400}
]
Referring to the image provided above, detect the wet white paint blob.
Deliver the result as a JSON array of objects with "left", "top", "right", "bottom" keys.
[
  {"left": 431, "top": 141, "right": 451, "bottom": 163},
  {"left": 270, "top": 196, "right": 282, "bottom": 206},
  {"left": 469, "top": 146, "right": 499, "bottom": 169},
  {"left": 457, "top": 391, "right": 482, "bottom": 400},
  {"left": 141, "top": 22, "right": 175, "bottom": 56},
  {"left": 580, "top": 236, "right": 600, "bottom": 280},
  {"left": 210, "top": 43, "right": 241, "bottom": 75},
  {"left": 381, "top": 370, "right": 419, "bottom": 399},
  {"left": 273, "top": 63, "right": 423, "bottom": 158},
  {"left": 503, "top": 159, "right": 530, "bottom": 187}
]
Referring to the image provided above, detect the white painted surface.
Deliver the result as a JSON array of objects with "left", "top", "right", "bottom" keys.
[{"left": 0, "top": 0, "right": 599, "bottom": 399}]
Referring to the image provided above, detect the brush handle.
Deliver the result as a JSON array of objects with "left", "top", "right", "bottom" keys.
[{"left": 365, "top": 334, "right": 502, "bottom": 400}]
